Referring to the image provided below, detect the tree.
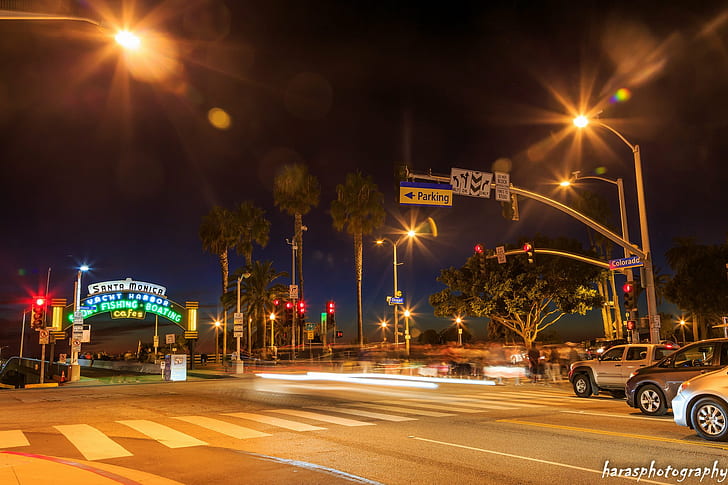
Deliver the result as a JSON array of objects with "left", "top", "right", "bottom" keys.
[
  {"left": 664, "top": 238, "right": 728, "bottom": 339},
  {"left": 224, "top": 261, "right": 288, "bottom": 349},
  {"left": 430, "top": 236, "right": 603, "bottom": 349},
  {"left": 330, "top": 171, "right": 386, "bottom": 347},
  {"left": 199, "top": 206, "right": 239, "bottom": 297},
  {"left": 273, "top": 164, "right": 320, "bottom": 302},
  {"left": 236, "top": 201, "right": 271, "bottom": 268}
]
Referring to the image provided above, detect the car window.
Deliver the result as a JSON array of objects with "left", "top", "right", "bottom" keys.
[
  {"left": 625, "top": 347, "right": 648, "bottom": 361},
  {"left": 720, "top": 345, "right": 728, "bottom": 366},
  {"left": 600, "top": 347, "right": 625, "bottom": 361},
  {"left": 653, "top": 347, "right": 673, "bottom": 361},
  {"left": 672, "top": 344, "right": 716, "bottom": 368}
]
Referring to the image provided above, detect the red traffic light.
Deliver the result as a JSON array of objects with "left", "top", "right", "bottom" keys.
[
  {"left": 626, "top": 320, "right": 636, "bottom": 330},
  {"left": 474, "top": 244, "right": 484, "bottom": 254},
  {"left": 35, "top": 297, "right": 46, "bottom": 306},
  {"left": 273, "top": 299, "right": 280, "bottom": 306},
  {"left": 327, "top": 301, "right": 335, "bottom": 314},
  {"left": 285, "top": 301, "right": 293, "bottom": 309},
  {"left": 623, "top": 282, "right": 634, "bottom": 293},
  {"left": 522, "top": 243, "right": 533, "bottom": 253}
]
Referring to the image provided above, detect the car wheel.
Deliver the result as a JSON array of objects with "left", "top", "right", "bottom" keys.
[
  {"left": 572, "top": 373, "right": 592, "bottom": 397},
  {"left": 637, "top": 384, "right": 667, "bottom": 415},
  {"left": 691, "top": 397, "right": 728, "bottom": 441}
]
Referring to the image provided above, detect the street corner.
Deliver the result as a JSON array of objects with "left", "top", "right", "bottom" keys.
[{"left": 0, "top": 451, "right": 184, "bottom": 485}]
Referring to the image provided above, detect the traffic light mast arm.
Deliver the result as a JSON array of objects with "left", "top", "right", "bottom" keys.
[
  {"left": 403, "top": 167, "right": 645, "bottom": 260},
  {"left": 486, "top": 248, "right": 611, "bottom": 269}
]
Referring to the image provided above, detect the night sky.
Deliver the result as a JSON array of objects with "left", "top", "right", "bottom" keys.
[{"left": 2, "top": 0, "right": 728, "bottom": 357}]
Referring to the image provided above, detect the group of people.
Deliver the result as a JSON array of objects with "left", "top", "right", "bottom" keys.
[{"left": 526, "top": 345, "right": 580, "bottom": 383}]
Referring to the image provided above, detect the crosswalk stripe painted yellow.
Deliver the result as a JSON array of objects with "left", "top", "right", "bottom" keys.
[
  {"left": 0, "top": 430, "right": 29, "bottom": 448},
  {"left": 53, "top": 424, "right": 132, "bottom": 461},
  {"left": 173, "top": 416, "right": 271, "bottom": 439},
  {"left": 117, "top": 420, "right": 207, "bottom": 448},
  {"left": 224, "top": 412, "right": 326, "bottom": 431},
  {"left": 269, "top": 409, "right": 375, "bottom": 427}
]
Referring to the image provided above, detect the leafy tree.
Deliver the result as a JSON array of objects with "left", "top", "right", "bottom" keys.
[
  {"left": 236, "top": 201, "right": 271, "bottom": 267},
  {"left": 330, "top": 171, "right": 386, "bottom": 347},
  {"left": 664, "top": 238, "right": 728, "bottom": 338},
  {"left": 273, "top": 164, "right": 320, "bottom": 302},
  {"left": 430, "top": 236, "right": 603, "bottom": 349},
  {"left": 224, "top": 261, "right": 288, "bottom": 349},
  {"left": 418, "top": 329, "right": 441, "bottom": 345}
]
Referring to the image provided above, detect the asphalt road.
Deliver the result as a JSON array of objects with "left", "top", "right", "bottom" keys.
[{"left": 1, "top": 373, "right": 727, "bottom": 484}]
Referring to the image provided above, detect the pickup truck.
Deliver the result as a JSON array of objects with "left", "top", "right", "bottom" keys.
[{"left": 568, "top": 343, "right": 677, "bottom": 398}]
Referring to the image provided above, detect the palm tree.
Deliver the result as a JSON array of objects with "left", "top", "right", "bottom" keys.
[
  {"left": 273, "top": 164, "right": 320, "bottom": 302},
  {"left": 224, "top": 261, "right": 287, "bottom": 350},
  {"left": 236, "top": 201, "right": 271, "bottom": 267},
  {"left": 330, "top": 171, "right": 385, "bottom": 346},
  {"left": 199, "top": 206, "right": 240, "bottom": 297}
]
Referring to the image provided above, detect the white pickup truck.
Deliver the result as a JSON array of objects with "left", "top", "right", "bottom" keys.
[{"left": 568, "top": 344, "right": 677, "bottom": 398}]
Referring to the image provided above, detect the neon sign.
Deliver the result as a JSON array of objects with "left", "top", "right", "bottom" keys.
[{"left": 69, "top": 292, "right": 183, "bottom": 323}]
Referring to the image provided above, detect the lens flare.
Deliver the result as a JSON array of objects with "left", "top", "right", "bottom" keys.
[{"left": 610, "top": 88, "right": 632, "bottom": 103}]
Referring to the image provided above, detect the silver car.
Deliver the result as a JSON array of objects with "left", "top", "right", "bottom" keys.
[{"left": 673, "top": 367, "right": 728, "bottom": 441}]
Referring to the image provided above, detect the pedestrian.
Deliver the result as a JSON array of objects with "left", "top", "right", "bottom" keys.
[
  {"left": 527, "top": 346, "right": 541, "bottom": 383},
  {"left": 201, "top": 353, "right": 208, "bottom": 366},
  {"left": 548, "top": 348, "right": 562, "bottom": 383}
]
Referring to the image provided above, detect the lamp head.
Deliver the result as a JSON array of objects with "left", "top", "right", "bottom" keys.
[
  {"left": 573, "top": 115, "right": 589, "bottom": 128},
  {"left": 79, "top": 265, "right": 89, "bottom": 272}
]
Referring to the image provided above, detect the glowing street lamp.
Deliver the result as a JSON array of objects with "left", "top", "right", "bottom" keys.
[
  {"left": 115, "top": 30, "right": 141, "bottom": 50},
  {"left": 455, "top": 316, "right": 464, "bottom": 346},
  {"left": 403, "top": 309, "right": 412, "bottom": 357},
  {"left": 213, "top": 320, "right": 221, "bottom": 365},
  {"left": 572, "top": 115, "right": 660, "bottom": 344},
  {"left": 269, "top": 312, "right": 276, "bottom": 350},
  {"left": 69, "top": 264, "right": 89, "bottom": 382},
  {"left": 379, "top": 320, "right": 388, "bottom": 343},
  {"left": 678, "top": 320, "right": 688, "bottom": 345}
]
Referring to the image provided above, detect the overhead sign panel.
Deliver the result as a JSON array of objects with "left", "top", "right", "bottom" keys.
[
  {"left": 450, "top": 168, "right": 492, "bottom": 198},
  {"left": 609, "top": 256, "right": 644, "bottom": 270},
  {"left": 399, "top": 182, "right": 452, "bottom": 207}
]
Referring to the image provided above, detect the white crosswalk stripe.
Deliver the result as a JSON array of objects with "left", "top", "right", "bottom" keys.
[
  {"left": 0, "top": 430, "right": 29, "bottom": 448},
  {"left": 224, "top": 412, "right": 327, "bottom": 431},
  {"left": 351, "top": 403, "right": 455, "bottom": 417},
  {"left": 375, "top": 400, "right": 483, "bottom": 413},
  {"left": 268, "top": 409, "right": 375, "bottom": 427},
  {"left": 307, "top": 406, "right": 417, "bottom": 422},
  {"left": 54, "top": 424, "right": 132, "bottom": 461},
  {"left": 117, "top": 420, "right": 207, "bottom": 448},
  {"left": 412, "top": 398, "right": 542, "bottom": 410},
  {"left": 173, "top": 416, "right": 271, "bottom": 439}
]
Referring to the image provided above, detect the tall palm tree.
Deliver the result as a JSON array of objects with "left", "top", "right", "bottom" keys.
[
  {"left": 273, "top": 163, "right": 320, "bottom": 302},
  {"left": 236, "top": 201, "right": 271, "bottom": 267},
  {"left": 199, "top": 206, "right": 240, "bottom": 297},
  {"left": 224, "top": 262, "right": 287, "bottom": 349},
  {"left": 330, "top": 171, "right": 385, "bottom": 346}
]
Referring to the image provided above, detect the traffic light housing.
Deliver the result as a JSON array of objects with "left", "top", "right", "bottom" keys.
[
  {"left": 626, "top": 320, "right": 636, "bottom": 331},
  {"left": 326, "top": 300, "right": 336, "bottom": 324},
  {"left": 31, "top": 297, "right": 46, "bottom": 330},
  {"left": 335, "top": 330, "right": 343, "bottom": 339},
  {"left": 623, "top": 281, "right": 636, "bottom": 311},
  {"left": 474, "top": 243, "right": 486, "bottom": 274},
  {"left": 523, "top": 243, "right": 534, "bottom": 264},
  {"left": 297, "top": 300, "right": 306, "bottom": 321},
  {"left": 284, "top": 301, "right": 294, "bottom": 325}
]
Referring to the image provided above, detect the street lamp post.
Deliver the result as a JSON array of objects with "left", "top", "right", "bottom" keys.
[
  {"left": 213, "top": 320, "right": 221, "bottom": 365},
  {"left": 235, "top": 272, "right": 251, "bottom": 374},
  {"left": 455, "top": 317, "right": 463, "bottom": 346},
  {"left": 269, "top": 313, "right": 276, "bottom": 357},
  {"left": 403, "top": 309, "right": 412, "bottom": 357},
  {"left": 573, "top": 116, "right": 660, "bottom": 344},
  {"left": 679, "top": 320, "right": 688, "bottom": 345},
  {"left": 376, "top": 237, "right": 403, "bottom": 350},
  {"left": 380, "top": 320, "right": 388, "bottom": 344},
  {"left": 70, "top": 265, "right": 89, "bottom": 382}
]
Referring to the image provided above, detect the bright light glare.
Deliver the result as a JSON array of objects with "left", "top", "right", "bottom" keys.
[
  {"left": 213, "top": 320, "right": 221, "bottom": 327},
  {"left": 559, "top": 180, "right": 572, "bottom": 187},
  {"left": 573, "top": 115, "right": 589, "bottom": 128},
  {"left": 115, "top": 30, "right": 141, "bottom": 50},
  {"left": 256, "top": 371, "right": 499, "bottom": 387},
  {"left": 407, "top": 230, "right": 416, "bottom": 238},
  {"left": 80, "top": 265, "right": 89, "bottom": 272}
]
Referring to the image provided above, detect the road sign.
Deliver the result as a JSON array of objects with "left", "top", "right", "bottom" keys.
[
  {"left": 233, "top": 324, "right": 243, "bottom": 332},
  {"left": 450, "top": 168, "right": 492, "bottom": 198},
  {"left": 494, "top": 171, "right": 511, "bottom": 202},
  {"left": 306, "top": 331, "right": 314, "bottom": 340},
  {"left": 166, "top": 334, "right": 175, "bottom": 344},
  {"left": 305, "top": 323, "right": 316, "bottom": 331},
  {"left": 496, "top": 245, "right": 506, "bottom": 264},
  {"left": 289, "top": 284, "right": 299, "bottom": 300},
  {"left": 399, "top": 182, "right": 452, "bottom": 207},
  {"left": 388, "top": 296, "right": 404, "bottom": 305},
  {"left": 233, "top": 312, "right": 243, "bottom": 325},
  {"left": 609, "top": 256, "right": 643, "bottom": 270},
  {"left": 234, "top": 331, "right": 243, "bottom": 338},
  {"left": 39, "top": 329, "right": 49, "bottom": 345}
]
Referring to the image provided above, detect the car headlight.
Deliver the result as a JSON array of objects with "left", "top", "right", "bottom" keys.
[{"left": 629, "top": 371, "right": 637, "bottom": 379}]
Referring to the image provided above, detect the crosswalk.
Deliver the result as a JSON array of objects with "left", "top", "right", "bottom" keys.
[{"left": 0, "top": 388, "right": 586, "bottom": 461}]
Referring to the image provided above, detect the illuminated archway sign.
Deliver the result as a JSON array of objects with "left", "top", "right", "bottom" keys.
[{"left": 65, "top": 278, "right": 185, "bottom": 326}]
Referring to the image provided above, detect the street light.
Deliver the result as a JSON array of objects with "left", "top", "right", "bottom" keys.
[
  {"left": 213, "top": 320, "right": 221, "bottom": 365},
  {"left": 69, "top": 265, "right": 89, "bottom": 382},
  {"left": 379, "top": 320, "right": 388, "bottom": 343},
  {"left": 455, "top": 316, "right": 464, "bottom": 346},
  {"left": 403, "top": 309, "right": 412, "bottom": 357},
  {"left": 678, "top": 320, "right": 688, "bottom": 345},
  {"left": 559, "top": 170, "right": 631, "bottom": 341},
  {"left": 573, "top": 115, "right": 660, "bottom": 344},
  {"left": 375, "top": 217, "right": 437, "bottom": 354},
  {"left": 269, "top": 312, "right": 276, "bottom": 351},
  {"left": 235, "top": 271, "right": 251, "bottom": 374}
]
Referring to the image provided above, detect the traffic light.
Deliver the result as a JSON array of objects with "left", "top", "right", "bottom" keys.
[
  {"left": 297, "top": 300, "right": 306, "bottom": 321},
  {"left": 474, "top": 243, "right": 486, "bottom": 274},
  {"left": 626, "top": 320, "right": 636, "bottom": 331},
  {"left": 326, "top": 300, "right": 336, "bottom": 325},
  {"left": 284, "top": 301, "right": 294, "bottom": 325},
  {"left": 623, "top": 281, "right": 636, "bottom": 311},
  {"left": 523, "top": 243, "right": 534, "bottom": 264},
  {"left": 31, "top": 296, "right": 46, "bottom": 330},
  {"left": 335, "top": 330, "right": 343, "bottom": 339}
]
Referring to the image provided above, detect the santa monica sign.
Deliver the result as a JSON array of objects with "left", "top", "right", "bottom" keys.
[{"left": 88, "top": 278, "right": 166, "bottom": 296}]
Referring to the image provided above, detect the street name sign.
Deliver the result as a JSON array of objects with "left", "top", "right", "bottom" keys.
[
  {"left": 399, "top": 182, "right": 452, "bottom": 207},
  {"left": 388, "top": 296, "right": 404, "bottom": 305},
  {"left": 609, "top": 256, "right": 644, "bottom": 270},
  {"left": 496, "top": 245, "right": 506, "bottom": 264},
  {"left": 494, "top": 171, "right": 511, "bottom": 202}
]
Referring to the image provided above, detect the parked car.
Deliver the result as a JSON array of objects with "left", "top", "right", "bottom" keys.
[
  {"left": 568, "top": 343, "right": 677, "bottom": 398},
  {"left": 673, "top": 367, "right": 728, "bottom": 441},
  {"left": 625, "top": 338, "right": 728, "bottom": 415}
]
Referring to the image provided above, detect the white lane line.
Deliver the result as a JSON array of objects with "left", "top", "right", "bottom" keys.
[
  {"left": 398, "top": 398, "right": 512, "bottom": 410},
  {"left": 307, "top": 406, "right": 417, "bottom": 422},
  {"left": 560, "top": 410, "right": 674, "bottom": 421},
  {"left": 225, "top": 412, "right": 327, "bottom": 431},
  {"left": 173, "top": 416, "right": 271, "bottom": 439},
  {"left": 410, "top": 436, "right": 670, "bottom": 485},
  {"left": 268, "top": 409, "right": 374, "bottom": 427},
  {"left": 117, "top": 420, "right": 207, "bottom": 448},
  {"left": 54, "top": 424, "right": 132, "bottom": 461},
  {"left": 0, "top": 430, "right": 29, "bottom": 448},
  {"left": 353, "top": 403, "right": 455, "bottom": 417},
  {"left": 376, "top": 400, "right": 482, "bottom": 413}
]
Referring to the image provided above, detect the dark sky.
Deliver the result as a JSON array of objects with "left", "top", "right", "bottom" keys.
[{"left": 2, "top": 0, "right": 728, "bottom": 356}]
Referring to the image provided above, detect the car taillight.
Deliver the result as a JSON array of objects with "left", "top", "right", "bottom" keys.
[{"left": 629, "top": 371, "right": 637, "bottom": 379}]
